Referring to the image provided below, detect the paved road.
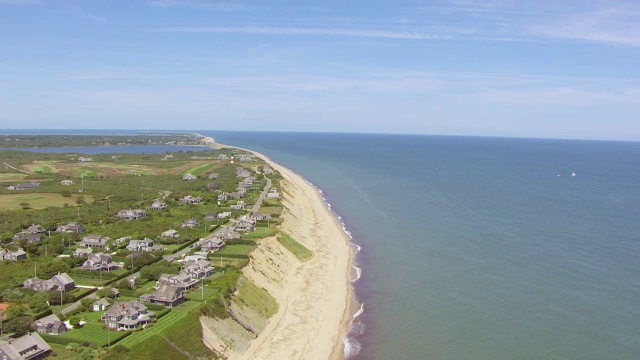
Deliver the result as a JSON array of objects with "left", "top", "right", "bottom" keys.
[
  {"left": 251, "top": 177, "right": 271, "bottom": 214},
  {"left": 61, "top": 292, "right": 98, "bottom": 316}
]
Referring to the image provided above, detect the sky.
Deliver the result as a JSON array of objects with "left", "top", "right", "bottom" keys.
[{"left": 1, "top": 0, "right": 640, "bottom": 140}]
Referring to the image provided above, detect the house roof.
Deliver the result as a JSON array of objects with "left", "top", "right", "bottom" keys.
[
  {"left": 93, "top": 298, "right": 110, "bottom": 307},
  {"left": 53, "top": 273, "right": 75, "bottom": 285},
  {"left": 0, "top": 333, "right": 51, "bottom": 359},
  {"left": 152, "top": 285, "right": 181, "bottom": 301},
  {"left": 35, "top": 314, "right": 61, "bottom": 326}
]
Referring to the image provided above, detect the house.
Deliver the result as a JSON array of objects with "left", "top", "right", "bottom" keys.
[
  {"left": 230, "top": 200, "right": 245, "bottom": 210},
  {"left": 156, "top": 273, "right": 198, "bottom": 291},
  {"left": 206, "top": 182, "right": 218, "bottom": 190},
  {"left": 217, "top": 211, "right": 232, "bottom": 219},
  {"left": 34, "top": 314, "right": 67, "bottom": 336},
  {"left": 13, "top": 232, "right": 43, "bottom": 243},
  {"left": 216, "top": 193, "right": 228, "bottom": 201},
  {"left": 0, "top": 249, "right": 27, "bottom": 261},
  {"left": 161, "top": 229, "right": 180, "bottom": 238},
  {"left": 182, "top": 173, "right": 197, "bottom": 181},
  {"left": 26, "top": 224, "right": 46, "bottom": 234},
  {"left": 267, "top": 189, "right": 280, "bottom": 199},
  {"left": 263, "top": 166, "right": 274, "bottom": 174},
  {"left": 80, "top": 235, "right": 111, "bottom": 249},
  {"left": 115, "top": 236, "right": 131, "bottom": 245},
  {"left": 204, "top": 213, "right": 218, "bottom": 221},
  {"left": 9, "top": 181, "right": 41, "bottom": 190},
  {"left": 115, "top": 209, "right": 146, "bottom": 220},
  {"left": 161, "top": 154, "right": 173, "bottom": 160},
  {"left": 236, "top": 167, "right": 251, "bottom": 178},
  {"left": 238, "top": 155, "right": 254, "bottom": 163},
  {"left": 217, "top": 154, "right": 229, "bottom": 160},
  {"left": 208, "top": 173, "right": 219, "bottom": 179},
  {"left": 78, "top": 157, "right": 93, "bottom": 162},
  {"left": 60, "top": 179, "right": 74, "bottom": 185},
  {"left": 126, "top": 238, "right": 163, "bottom": 252},
  {"left": 150, "top": 200, "right": 168, "bottom": 210},
  {"left": 200, "top": 238, "right": 225, "bottom": 253},
  {"left": 81, "top": 253, "right": 122, "bottom": 271},
  {"left": 55, "top": 222, "right": 84, "bottom": 234},
  {"left": 254, "top": 213, "right": 272, "bottom": 221},
  {"left": 72, "top": 248, "right": 93, "bottom": 258},
  {"left": 234, "top": 216, "right": 255, "bottom": 232},
  {"left": 181, "top": 259, "right": 214, "bottom": 279},
  {"left": 0, "top": 332, "right": 52, "bottom": 360},
  {"left": 23, "top": 273, "right": 75, "bottom": 292},
  {"left": 181, "top": 195, "right": 202, "bottom": 205},
  {"left": 93, "top": 298, "right": 110, "bottom": 312},
  {"left": 180, "top": 218, "right": 200, "bottom": 229},
  {"left": 228, "top": 192, "right": 244, "bottom": 200},
  {"left": 216, "top": 228, "right": 240, "bottom": 241},
  {"left": 140, "top": 285, "right": 184, "bottom": 308},
  {"left": 102, "top": 300, "right": 154, "bottom": 331}
]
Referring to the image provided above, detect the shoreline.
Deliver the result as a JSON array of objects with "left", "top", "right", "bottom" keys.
[{"left": 217, "top": 141, "right": 358, "bottom": 359}]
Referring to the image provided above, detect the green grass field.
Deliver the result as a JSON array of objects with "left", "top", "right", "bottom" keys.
[
  {"left": 58, "top": 323, "right": 131, "bottom": 347},
  {"left": 49, "top": 343, "right": 84, "bottom": 360},
  {"left": 30, "top": 163, "right": 55, "bottom": 173},
  {"left": 277, "top": 232, "right": 313, "bottom": 261},
  {"left": 183, "top": 162, "right": 216, "bottom": 176},
  {"left": 118, "top": 301, "right": 200, "bottom": 348},
  {"left": 0, "top": 193, "right": 91, "bottom": 210},
  {"left": 215, "top": 244, "right": 255, "bottom": 256},
  {"left": 76, "top": 167, "right": 101, "bottom": 177},
  {"left": 0, "top": 173, "right": 28, "bottom": 182}
]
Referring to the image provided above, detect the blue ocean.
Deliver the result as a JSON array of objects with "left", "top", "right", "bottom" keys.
[{"left": 208, "top": 131, "right": 640, "bottom": 360}]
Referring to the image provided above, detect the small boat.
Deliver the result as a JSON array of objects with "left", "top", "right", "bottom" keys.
[{"left": 571, "top": 171, "right": 577, "bottom": 177}]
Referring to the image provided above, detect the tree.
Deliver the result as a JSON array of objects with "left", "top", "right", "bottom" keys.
[
  {"left": 29, "top": 292, "right": 50, "bottom": 313},
  {"left": 131, "top": 252, "right": 156, "bottom": 268},
  {"left": 96, "top": 288, "right": 114, "bottom": 299},
  {"left": 68, "top": 315, "right": 82, "bottom": 327},
  {"left": 40, "top": 259, "right": 71, "bottom": 279},
  {"left": 3, "top": 315, "right": 33, "bottom": 336},
  {"left": 19, "top": 202, "right": 31, "bottom": 210},
  {"left": 61, "top": 189, "right": 72, "bottom": 197}
]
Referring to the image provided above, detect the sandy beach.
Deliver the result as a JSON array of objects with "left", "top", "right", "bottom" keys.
[{"left": 210, "top": 145, "right": 355, "bottom": 360}]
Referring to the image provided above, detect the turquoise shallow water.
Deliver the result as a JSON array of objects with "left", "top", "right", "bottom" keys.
[{"left": 209, "top": 132, "right": 640, "bottom": 360}]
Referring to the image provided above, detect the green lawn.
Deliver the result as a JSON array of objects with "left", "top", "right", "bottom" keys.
[
  {"left": 76, "top": 167, "right": 101, "bottom": 177},
  {"left": 58, "top": 323, "right": 131, "bottom": 347},
  {"left": 183, "top": 162, "right": 216, "bottom": 176},
  {"left": 118, "top": 301, "right": 200, "bottom": 348},
  {"left": 49, "top": 343, "right": 84, "bottom": 360},
  {"left": 278, "top": 232, "right": 313, "bottom": 261},
  {"left": 30, "top": 163, "right": 55, "bottom": 173},
  {"left": 215, "top": 244, "right": 254, "bottom": 256}
]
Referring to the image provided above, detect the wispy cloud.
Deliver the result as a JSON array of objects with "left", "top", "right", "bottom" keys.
[
  {"left": 0, "top": 0, "right": 39, "bottom": 5},
  {"left": 526, "top": 6, "right": 640, "bottom": 46},
  {"left": 150, "top": 25, "right": 457, "bottom": 40},
  {"left": 147, "top": 0, "right": 244, "bottom": 11},
  {"left": 66, "top": 6, "right": 109, "bottom": 23}
]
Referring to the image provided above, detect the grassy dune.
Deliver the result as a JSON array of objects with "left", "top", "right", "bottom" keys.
[{"left": 277, "top": 231, "right": 313, "bottom": 261}]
